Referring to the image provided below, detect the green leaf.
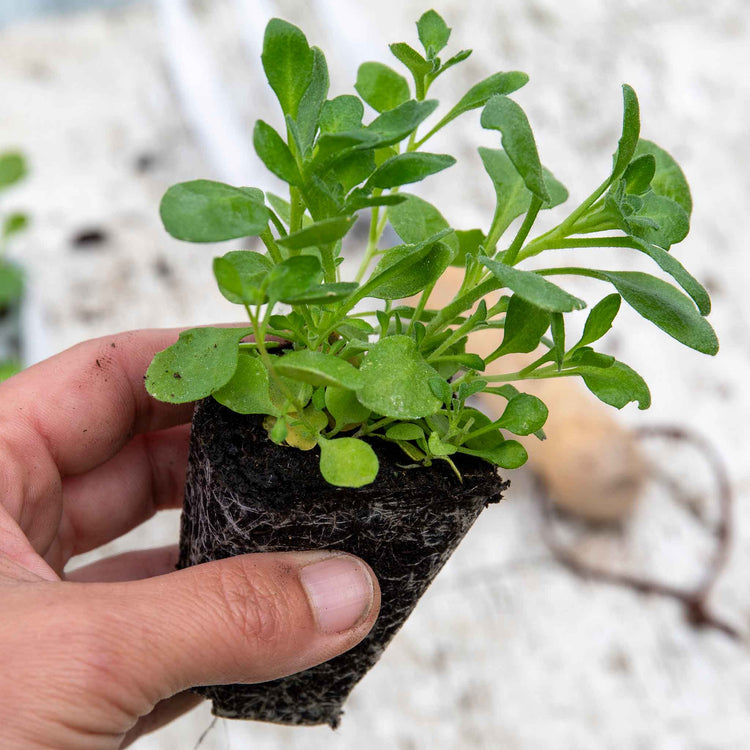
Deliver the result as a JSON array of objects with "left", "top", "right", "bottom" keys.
[
  {"left": 267, "top": 256, "right": 323, "bottom": 303},
  {"left": 355, "top": 62, "right": 410, "bottom": 113},
  {"left": 428, "top": 376, "right": 453, "bottom": 405},
  {"left": 343, "top": 191, "right": 407, "bottom": 214},
  {"left": 385, "top": 422, "right": 425, "bottom": 441},
  {"left": 213, "top": 353, "right": 278, "bottom": 415},
  {"left": 387, "top": 193, "right": 460, "bottom": 257},
  {"left": 277, "top": 216, "right": 356, "bottom": 250},
  {"left": 0, "top": 260, "right": 24, "bottom": 307},
  {"left": 479, "top": 148, "right": 568, "bottom": 239},
  {"left": 635, "top": 139, "right": 692, "bottom": 215},
  {"left": 0, "top": 152, "right": 27, "bottom": 190},
  {"left": 358, "top": 335, "right": 442, "bottom": 419},
  {"left": 288, "top": 281, "right": 359, "bottom": 304},
  {"left": 213, "top": 254, "right": 267, "bottom": 305},
  {"left": 496, "top": 295, "right": 551, "bottom": 355},
  {"left": 452, "top": 229, "right": 485, "bottom": 268},
  {"left": 598, "top": 270, "right": 718, "bottom": 354},
  {"left": 629, "top": 238, "right": 710, "bottom": 315},
  {"left": 574, "top": 360, "right": 651, "bottom": 409},
  {"left": 480, "top": 256, "right": 585, "bottom": 312},
  {"left": 3, "top": 212, "right": 29, "bottom": 239},
  {"left": 480, "top": 95, "right": 549, "bottom": 201},
  {"left": 458, "top": 440, "right": 528, "bottom": 468},
  {"left": 160, "top": 180, "right": 269, "bottom": 242},
  {"left": 436, "top": 49, "right": 472, "bottom": 75},
  {"left": 275, "top": 350, "right": 363, "bottom": 389},
  {"left": 497, "top": 393, "right": 548, "bottom": 435},
  {"left": 369, "top": 241, "right": 452, "bottom": 299},
  {"left": 428, "top": 431, "right": 457, "bottom": 456},
  {"left": 389, "top": 43, "right": 432, "bottom": 97},
  {"left": 417, "top": 10, "right": 451, "bottom": 55},
  {"left": 145, "top": 327, "right": 253, "bottom": 403},
  {"left": 568, "top": 347, "right": 615, "bottom": 368},
  {"left": 319, "top": 95, "right": 364, "bottom": 134},
  {"left": 318, "top": 436, "right": 379, "bottom": 487},
  {"left": 325, "top": 386, "right": 371, "bottom": 427},
  {"left": 367, "top": 152, "right": 455, "bottom": 189},
  {"left": 576, "top": 294, "right": 621, "bottom": 347},
  {"left": 296, "top": 47, "right": 330, "bottom": 153},
  {"left": 623, "top": 154, "right": 656, "bottom": 195},
  {"left": 261, "top": 19, "right": 314, "bottom": 118},
  {"left": 253, "top": 120, "right": 302, "bottom": 185},
  {"left": 611, "top": 84, "right": 640, "bottom": 181},
  {"left": 433, "top": 353, "right": 485, "bottom": 370},
  {"left": 366, "top": 99, "right": 439, "bottom": 147},
  {"left": 430, "top": 71, "right": 529, "bottom": 134}
]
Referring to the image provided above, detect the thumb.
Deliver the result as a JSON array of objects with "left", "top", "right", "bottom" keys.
[{"left": 99, "top": 551, "right": 380, "bottom": 704}]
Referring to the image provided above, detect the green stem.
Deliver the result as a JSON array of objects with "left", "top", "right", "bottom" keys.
[
  {"left": 424, "top": 277, "right": 498, "bottom": 337},
  {"left": 260, "top": 229, "right": 284, "bottom": 264},
  {"left": 516, "top": 235, "right": 637, "bottom": 262},
  {"left": 502, "top": 196, "right": 543, "bottom": 266}
]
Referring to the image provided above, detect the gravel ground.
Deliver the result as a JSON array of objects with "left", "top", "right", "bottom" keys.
[{"left": 1, "top": 1, "right": 749, "bottom": 748}]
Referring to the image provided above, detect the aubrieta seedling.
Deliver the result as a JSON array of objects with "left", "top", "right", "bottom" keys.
[
  {"left": 146, "top": 10, "right": 717, "bottom": 488},
  {"left": 0, "top": 151, "right": 29, "bottom": 382}
]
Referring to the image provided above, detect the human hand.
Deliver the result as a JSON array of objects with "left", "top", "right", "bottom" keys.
[{"left": 0, "top": 329, "right": 380, "bottom": 749}]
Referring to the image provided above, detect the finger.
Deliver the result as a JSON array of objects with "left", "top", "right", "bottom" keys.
[
  {"left": 65, "top": 545, "right": 179, "bottom": 583},
  {"left": 49, "top": 425, "right": 190, "bottom": 567},
  {"left": 1, "top": 328, "right": 195, "bottom": 478},
  {"left": 85, "top": 551, "right": 380, "bottom": 702},
  {"left": 120, "top": 692, "right": 203, "bottom": 749}
]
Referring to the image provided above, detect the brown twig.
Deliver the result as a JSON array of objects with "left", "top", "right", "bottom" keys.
[{"left": 539, "top": 424, "right": 741, "bottom": 640}]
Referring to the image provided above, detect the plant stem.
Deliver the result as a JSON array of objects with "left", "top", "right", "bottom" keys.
[
  {"left": 502, "top": 196, "right": 543, "bottom": 265},
  {"left": 260, "top": 229, "right": 284, "bottom": 264}
]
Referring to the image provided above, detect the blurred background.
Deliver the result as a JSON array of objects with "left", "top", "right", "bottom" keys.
[{"left": 1, "top": 0, "right": 749, "bottom": 747}]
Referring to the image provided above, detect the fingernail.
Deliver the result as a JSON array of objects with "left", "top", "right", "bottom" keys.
[{"left": 300, "top": 555, "right": 374, "bottom": 634}]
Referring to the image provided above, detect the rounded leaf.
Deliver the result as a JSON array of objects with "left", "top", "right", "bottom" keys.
[{"left": 318, "top": 436, "right": 379, "bottom": 487}]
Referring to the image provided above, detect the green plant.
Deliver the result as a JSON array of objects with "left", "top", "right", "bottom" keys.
[
  {"left": 0, "top": 150, "right": 29, "bottom": 382},
  {"left": 146, "top": 10, "right": 717, "bottom": 488}
]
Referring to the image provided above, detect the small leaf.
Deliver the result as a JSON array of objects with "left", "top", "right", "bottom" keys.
[
  {"left": 3, "top": 212, "right": 29, "bottom": 239},
  {"left": 385, "top": 423, "right": 425, "bottom": 441},
  {"left": 599, "top": 270, "right": 718, "bottom": 354},
  {"left": 0, "top": 152, "right": 27, "bottom": 190},
  {"left": 367, "top": 152, "right": 455, "bottom": 189},
  {"left": 288, "top": 281, "right": 359, "bottom": 304},
  {"left": 452, "top": 228, "right": 485, "bottom": 267},
  {"left": 366, "top": 99, "right": 439, "bottom": 147},
  {"left": 318, "top": 436, "right": 379, "bottom": 487},
  {"left": 369, "top": 241, "right": 452, "bottom": 299},
  {"left": 433, "top": 353, "right": 485, "bottom": 371},
  {"left": 497, "top": 294, "right": 551, "bottom": 355},
  {"left": 275, "top": 350, "right": 363, "bottom": 390},
  {"left": 480, "top": 95, "right": 549, "bottom": 201},
  {"left": 387, "top": 193, "right": 460, "bottom": 257},
  {"left": 497, "top": 393, "right": 548, "bottom": 435},
  {"left": 568, "top": 348, "right": 615, "bottom": 368},
  {"left": 634, "top": 139, "right": 692, "bottom": 215},
  {"left": 481, "top": 256, "right": 585, "bottom": 312},
  {"left": 267, "top": 255, "right": 323, "bottom": 302},
  {"left": 343, "top": 191, "right": 407, "bottom": 214},
  {"left": 430, "top": 71, "right": 529, "bottom": 133},
  {"left": 296, "top": 47, "right": 330, "bottom": 153},
  {"left": 576, "top": 294, "right": 621, "bottom": 347},
  {"left": 611, "top": 84, "right": 640, "bottom": 181},
  {"left": 160, "top": 180, "right": 269, "bottom": 242},
  {"left": 213, "top": 250, "right": 272, "bottom": 305},
  {"left": 358, "top": 335, "right": 442, "bottom": 419},
  {"left": 623, "top": 154, "right": 656, "bottom": 194},
  {"left": 277, "top": 216, "right": 356, "bottom": 251},
  {"left": 417, "top": 10, "right": 451, "bottom": 55},
  {"left": 145, "top": 327, "right": 253, "bottom": 403},
  {"left": 325, "top": 386, "right": 371, "bottom": 427},
  {"left": 253, "top": 120, "right": 302, "bottom": 185},
  {"left": 479, "top": 148, "right": 567, "bottom": 240},
  {"left": 389, "top": 43, "right": 432, "bottom": 97},
  {"left": 428, "top": 376, "right": 453, "bottom": 405},
  {"left": 319, "top": 95, "right": 364, "bottom": 134},
  {"left": 262, "top": 19, "right": 314, "bottom": 118},
  {"left": 459, "top": 440, "right": 528, "bottom": 469},
  {"left": 574, "top": 360, "right": 651, "bottom": 409},
  {"left": 355, "top": 62, "right": 410, "bottom": 113},
  {"left": 213, "top": 353, "right": 278, "bottom": 415},
  {"left": 428, "top": 431, "right": 457, "bottom": 456}
]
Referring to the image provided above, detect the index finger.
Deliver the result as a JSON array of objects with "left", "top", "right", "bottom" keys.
[{"left": 0, "top": 328, "right": 194, "bottom": 476}]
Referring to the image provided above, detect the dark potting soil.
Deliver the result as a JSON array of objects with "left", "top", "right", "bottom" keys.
[{"left": 178, "top": 397, "right": 508, "bottom": 728}]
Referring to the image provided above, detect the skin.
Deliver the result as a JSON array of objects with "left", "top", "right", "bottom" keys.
[{"left": 0, "top": 329, "right": 380, "bottom": 749}]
